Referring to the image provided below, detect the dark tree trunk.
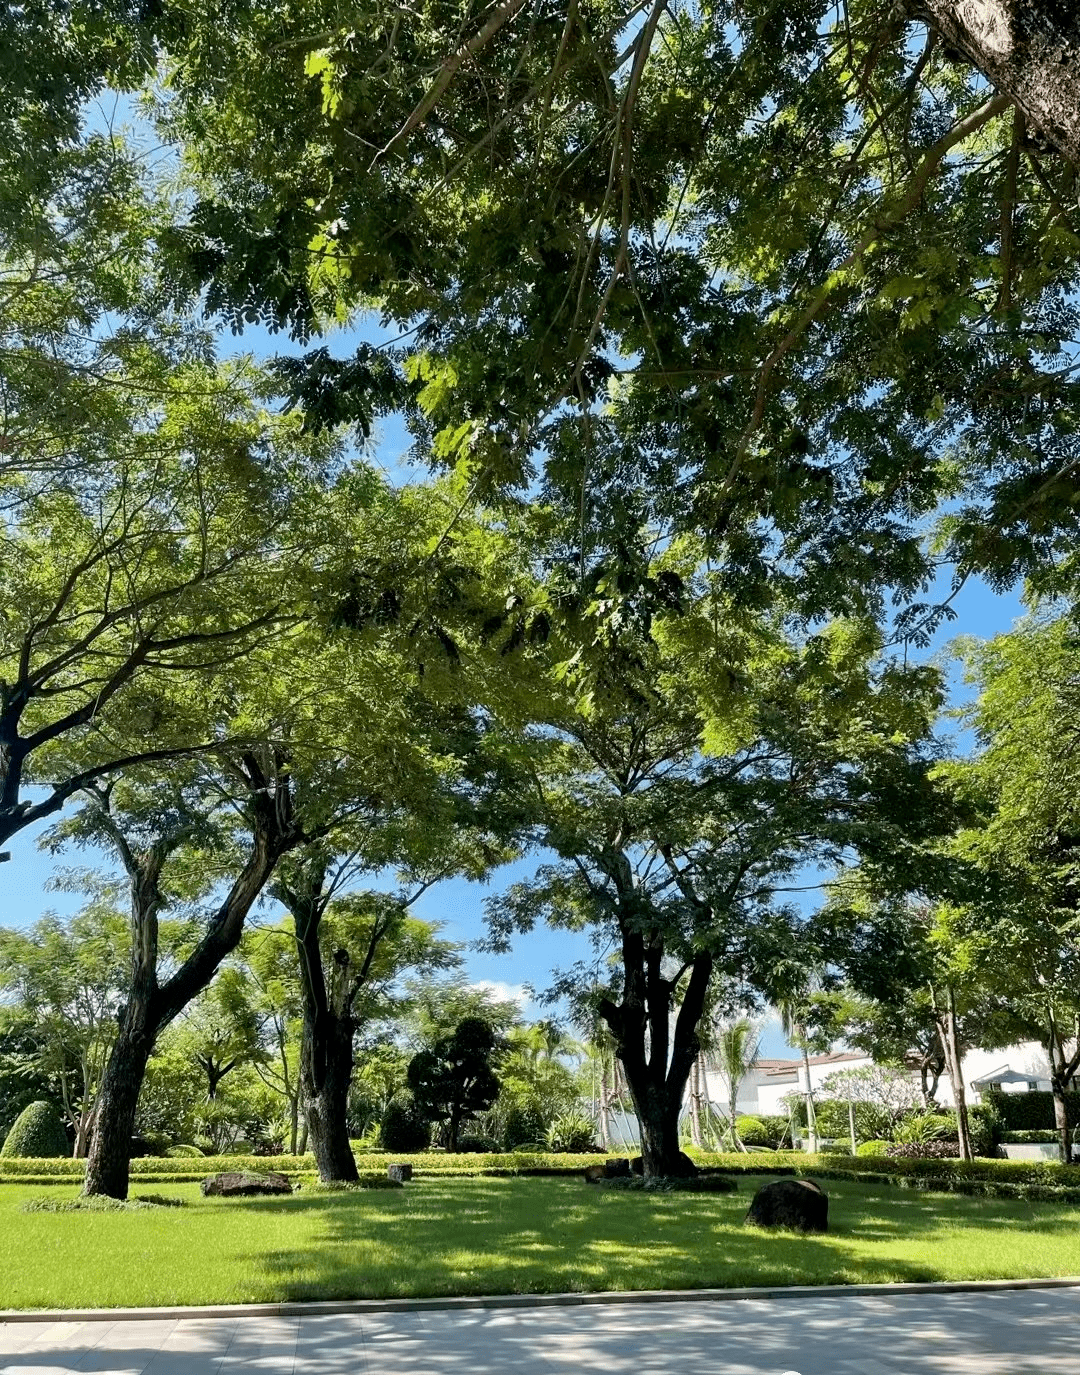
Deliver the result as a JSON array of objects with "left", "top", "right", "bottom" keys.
[
  {"left": 300, "top": 1009, "right": 359, "bottom": 1182},
  {"left": 83, "top": 1013, "right": 154, "bottom": 1200},
  {"left": 904, "top": 0, "right": 1080, "bottom": 166},
  {"left": 84, "top": 753, "right": 295, "bottom": 1198},
  {"left": 598, "top": 883, "right": 714, "bottom": 1179}
]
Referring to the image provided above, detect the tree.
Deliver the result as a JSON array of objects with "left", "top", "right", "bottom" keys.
[
  {"left": 486, "top": 561, "right": 946, "bottom": 1177},
  {"left": 407, "top": 1018, "right": 502, "bottom": 1150},
  {"left": 171, "top": 968, "right": 266, "bottom": 1104},
  {"left": 273, "top": 848, "right": 460, "bottom": 1183},
  {"left": 712, "top": 1020, "right": 761, "bottom": 1152},
  {"left": 70, "top": 749, "right": 305, "bottom": 1196},
  {"left": 0, "top": 902, "right": 129, "bottom": 1155},
  {"left": 932, "top": 613, "right": 1080, "bottom": 1162}
]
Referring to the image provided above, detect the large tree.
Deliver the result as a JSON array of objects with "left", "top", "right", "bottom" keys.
[
  {"left": 486, "top": 562, "right": 946, "bottom": 1177},
  {"left": 934, "top": 613, "right": 1080, "bottom": 1161}
]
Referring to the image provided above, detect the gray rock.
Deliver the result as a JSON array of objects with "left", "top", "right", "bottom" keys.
[
  {"left": 200, "top": 1171, "right": 293, "bottom": 1197},
  {"left": 388, "top": 1162, "right": 413, "bottom": 1182}
]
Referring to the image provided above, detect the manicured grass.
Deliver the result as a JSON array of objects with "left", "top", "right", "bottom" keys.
[{"left": 4, "top": 1175, "right": 1080, "bottom": 1310}]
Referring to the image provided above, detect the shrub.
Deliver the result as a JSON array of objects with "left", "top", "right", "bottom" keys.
[
  {"left": 166, "top": 1143, "right": 204, "bottom": 1157},
  {"left": 1002, "top": 1129, "right": 1064, "bottom": 1144},
  {"left": 734, "top": 1115, "right": 772, "bottom": 1146},
  {"left": 457, "top": 1134, "right": 500, "bottom": 1153},
  {"left": 502, "top": 1106, "right": 546, "bottom": 1151},
  {"left": 544, "top": 1112, "right": 600, "bottom": 1153},
  {"left": 886, "top": 1139, "right": 961, "bottom": 1159},
  {"left": 892, "top": 1111, "right": 949, "bottom": 1146},
  {"left": 759, "top": 1115, "right": 793, "bottom": 1148},
  {"left": 0, "top": 1101, "right": 68, "bottom": 1159},
  {"left": 380, "top": 1098, "right": 431, "bottom": 1153},
  {"left": 984, "top": 1089, "right": 1080, "bottom": 1132},
  {"left": 130, "top": 1131, "right": 172, "bottom": 1158},
  {"left": 856, "top": 1139, "right": 890, "bottom": 1156}
]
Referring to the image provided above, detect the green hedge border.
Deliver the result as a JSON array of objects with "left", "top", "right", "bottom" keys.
[{"left": 6, "top": 1149, "right": 1080, "bottom": 1203}]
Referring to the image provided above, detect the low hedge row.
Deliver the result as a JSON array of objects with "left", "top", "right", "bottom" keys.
[
  {"left": 0, "top": 1150, "right": 617, "bottom": 1181},
  {"left": 7, "top": 1149, "right": 1080, "bottom": 1199}
]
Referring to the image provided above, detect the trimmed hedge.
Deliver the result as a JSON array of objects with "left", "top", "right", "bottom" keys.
[
  {"left": 6, "top": 1147, "right": 1080, "bottom": 1203},
  {"left": 984, "top": 1089, "right": 1080, "bottom": 1132},
  {"left": 0, "top": 1102, "right": 69, "bottom": 1159}
]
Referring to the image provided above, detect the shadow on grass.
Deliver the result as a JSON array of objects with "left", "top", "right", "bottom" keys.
[{"left": 216, "top": 1175, "right": 1080, "bottom": 1303}]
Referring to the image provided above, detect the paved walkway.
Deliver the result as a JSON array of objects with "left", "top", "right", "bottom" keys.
[{"left": 3, "top": 1288, "right": 1080, "bottom": 1374}]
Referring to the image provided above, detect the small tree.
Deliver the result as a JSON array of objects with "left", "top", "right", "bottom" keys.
[
  {"left": 407, "top": 1018, "right": 501, "bottom": 1150},
  {"left": 818, "top": 1065, "right": 925, "bottom": 1144},
  {"left": 711, "top": 1020, "right": 761, "bottom": 1152}
]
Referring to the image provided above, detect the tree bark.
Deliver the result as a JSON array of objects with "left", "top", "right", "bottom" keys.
[
  {"left": 936, "top": 985, "right": 973, "bottom": 1160},
  {"left": 84, "top": 754, "right": 296, "bottom": 1198},
  {"left": 1051, "top": 1073, "right": 1073, "bottom": 1164},
  {"left": 83, "top": 1010, "right": 155, "bottom": 1199},
  {"left": 301, "top": 1011, "right": 359, "bottom": 1182},
  {"left": 599, "top": 908, "right": 712, "bottom": 1177},
  {"left": 904, "top": 0, "right": 1080, "bottom": 166}
]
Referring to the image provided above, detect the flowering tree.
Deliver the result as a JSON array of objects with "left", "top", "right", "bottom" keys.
[{"left": 819, "top": 1065, "right": 924, "bottom": 1142}]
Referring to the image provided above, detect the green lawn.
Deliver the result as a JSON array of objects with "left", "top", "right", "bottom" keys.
[{"left": 3, "top": 1175, "right": 1080, "bottom": 1310}]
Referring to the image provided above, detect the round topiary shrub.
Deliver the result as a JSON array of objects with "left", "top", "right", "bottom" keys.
[
  {"left": 0, "top": 1100, "right": 69, "bottom": 1158},
  {"left": 380, "top": 1098, "right": 431, "bottom": 1152},
  {"left": 856, "top": 1139, "right": 890, "bottom": 1156},
  {"left": 166, "top": 1143, "right": 205, "bottom": 1158},
  {"left": 735, "top": 1115, "right": 771, "bottom": 1146}
]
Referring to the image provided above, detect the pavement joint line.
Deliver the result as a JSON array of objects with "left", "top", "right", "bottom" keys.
[{"left": 4, "top": 1275, "right": 1080, "bottom": 1324}]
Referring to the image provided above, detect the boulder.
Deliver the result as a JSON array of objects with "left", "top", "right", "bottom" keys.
[
  {"left": 387, "top": 1163, "right": 413, "bottom": 1182},
  {"left": 744, "top": 1177, "right": 828, "bottom": 1233},
  {"left": 200, "top": 1171, "right": 293, "bottom": 1198},
  {"left": 630, "top": 1151, "right": 699, "bottom": 1178}
]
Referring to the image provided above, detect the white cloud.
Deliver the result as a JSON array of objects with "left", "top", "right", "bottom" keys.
[{"left": 471, "top": 979, "right": 532, "bottom": 1014}]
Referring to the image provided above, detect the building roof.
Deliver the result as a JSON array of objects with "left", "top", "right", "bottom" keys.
[
  {"left": 970, "top": 1065, "right": 1044, "bottom": 1087},
  {"left": 758, "top": 1052, "right": 868, "bottom": 1078}
]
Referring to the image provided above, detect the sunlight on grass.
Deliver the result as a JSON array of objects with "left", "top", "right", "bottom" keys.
[{"left": 2, "top": 1176, "right": 1080, "bottom": 1310}]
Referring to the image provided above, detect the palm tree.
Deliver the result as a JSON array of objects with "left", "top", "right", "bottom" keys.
[
  {"left": 712, "top": 1019, "right": 762, "bottom": 1151},
  {"left": 778, "top": 996, "right": 818, "bottom": 1152}
]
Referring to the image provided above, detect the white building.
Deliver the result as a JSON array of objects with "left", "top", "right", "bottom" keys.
[{"left": 703, "top": 1043, "right": 1054, "bottom": 1119}]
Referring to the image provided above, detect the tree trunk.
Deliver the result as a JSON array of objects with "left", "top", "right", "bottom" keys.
[
  {"left": 690, "top": 1056, "right": 704, "bottom": 1149},
  {"left": 289, "top": 1095, "right": 299, "bottom": 1157},
  {"left": 936, "top": 985, "right": 972, "bottom": 1160},
  {"left": 598, "top": 1057, "right": 610, "bottom": 1151},
  {"left": 801, "top": 1039, "right": 818, "bottom": 1152},
  {"left": 83, "top": 1013, "right": 154, "bottom": 1200},
  {"left": 1052, "top": 1074, "right": 1073, "bottom": 1164},
  {"left": 300, "top": 1010, "right": 359, "bottom": 1182},
  {"left": 903, "top": 0, "right": 1080, "bottom": 166}
]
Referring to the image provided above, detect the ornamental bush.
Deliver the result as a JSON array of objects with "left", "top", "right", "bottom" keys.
[
  {"left": 502, "top": 1105, "right": 546, "bottom": 1151},
  {"left": 380, "top": 1098, "right": 431, "bottom": 1153},
  {"left": 856, "top": 1139, "right": 890, "bottom": 1156},
  {"left": 0, "top": 1101, "right": 69, "bottom": 1158},
  {"left": 735, "top": 1115, "right": 772, "bottom": 1146}
]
